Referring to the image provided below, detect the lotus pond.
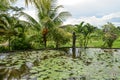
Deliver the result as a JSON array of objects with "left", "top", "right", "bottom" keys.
[{"left": 0, "top": 48, "right": 120, "bottom": 80}]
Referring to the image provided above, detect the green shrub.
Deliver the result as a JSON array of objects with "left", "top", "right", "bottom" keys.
[
  {"left": 51, "top": 28, "right": 72, "bottom": 48},
  {"left": 0, "top": 46, "right": 8, "bottom": 52},
  {"left": 11, "top": 37, "right": 32, "bottom": 50},
  {"left": 103, "top": 33, "right": 118, "bottom": 48}
]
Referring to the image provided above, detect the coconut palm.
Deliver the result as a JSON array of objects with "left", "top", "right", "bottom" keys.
[
  {"left": 0, "top": 5, "right": 31, "bottom": 50},
  {"left": 0, "top": 14, "right": 32, "bottom": 50},
  {"left": 76, "top": 22, "right": 95, "bottom": 48},
  {"left": 75, "top": 21, "right": 85, "bottom": 47},
  {"left": 21, "top": 0, "right": 71, "bottom": 48},
  {"left": 0, "top": 13, "right": 18, "bottom": 50},
  {"left": 83, "top": 23, "right": 95, "bottom": 47},
  {"left": 37, "top": 0, "right": 71, "bottom": 47}
]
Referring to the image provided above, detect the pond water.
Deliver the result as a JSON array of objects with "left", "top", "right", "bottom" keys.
[
  {"left": 0, "top": 48, "right": 120, "bottom": 80},
  {"left": 69, "top": 48, "right": 120, "bottom": 57}
]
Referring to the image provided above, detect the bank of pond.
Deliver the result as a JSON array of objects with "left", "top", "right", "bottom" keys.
[{"left": 0, "top": 48, "right": 120, "bottom": 80}]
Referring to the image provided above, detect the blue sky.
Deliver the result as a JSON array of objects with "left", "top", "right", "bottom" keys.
[{"left": 14, "top": 0, "right": 120, "bottom": 27}]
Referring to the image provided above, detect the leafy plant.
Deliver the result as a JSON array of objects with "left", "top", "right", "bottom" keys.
[
  {"left": 51, "top": 28, "right": 72, "bottom": 48},
  {"left": 11, "top": 37, "right": 32, "bottom": 50},
  {"left": 0, "top": 46, "right": 8, "bottom": 52},
  {"left": 102, "top": 22, "right": 118, "bottom": 48}
]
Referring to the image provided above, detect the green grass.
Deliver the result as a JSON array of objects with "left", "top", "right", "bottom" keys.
[
  {"left": 31, "top": 37, "right": 120, "bottom": 48},
  {"left": 87, "top": 38, "right": 120, "bottom": 48},
  {"left": 112, "top": 37, "right": 120, "bottom": 48},
  {"left": 87, "top": 39, "right": 103, "bottom": 47},
  {"left": 47, "top": 39, "right": 120, "bottom": 48}
]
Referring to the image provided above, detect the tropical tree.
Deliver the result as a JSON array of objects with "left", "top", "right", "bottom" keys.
[
  {"left": 75, "top": 21, "right": 84, "bottom": 47},
  {"left": 76, "top": 22, "right": 95, "bottom": 48},
  {"left": 37, "top": 0, "right": 71, "bottom": 48},
  {"left": 19, "top": 11, "right": 43, "bottom": 48},
  {"left": 102, "top": 22, "right": 118, "bottom": 48},
  {"left": 0, "top": 4, "right": 31, "bottom": 50},
  {"left": 0, "top": 13, "right": 19, "bottom": 50},
  {"left": 21, "top": 0, "right": 71, "bottom": 48}
]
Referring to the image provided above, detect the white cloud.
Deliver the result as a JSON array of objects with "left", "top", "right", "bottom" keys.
[
  {"left": 63, "top": 12, "right": 120, "bottom": 27},
  {"left": 58, "top": 0, "right": 120, "bottom": 18},
  {"left": 102, "top": 12, "right": 120, "bottom": 20},
  {"left": 58, "top": 0, "right": 88, "bottom": 6}
]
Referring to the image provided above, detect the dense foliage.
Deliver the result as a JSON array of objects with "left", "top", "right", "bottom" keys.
[{"left": 0, "top": 0, "right": 120, "bottom": 50}]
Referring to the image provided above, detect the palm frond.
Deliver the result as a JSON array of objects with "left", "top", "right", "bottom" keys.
[
  {"left": 53, "top": 11, "right": 71, "bottom": 23},
  {"left": 20, "top": 12, "right": 41, "bottom": 30}
]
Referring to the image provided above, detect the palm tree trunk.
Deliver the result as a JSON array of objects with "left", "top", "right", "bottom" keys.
[
  {"left": 43, "top": 34, "right": 47, "bottom": 48},
  {"left": 56, "top": 41, "right": 59, "bottom": 49},
  {"left": 72, "top": 32, "right": 76, "bottom": 58}
]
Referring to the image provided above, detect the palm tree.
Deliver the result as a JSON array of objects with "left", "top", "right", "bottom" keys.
[
  {"left": 21, "top": 0, "right": 71, "bottom": 48},
  {"left": 76, "top": 21, "right": 85, "bottom": 33},
  {"left": 0, "top": 4, "right": 31, "bottom": 50},
  {"left": 0, "top": 14, "right": 32, "bottom": 50},
  {"left": 75, "top": 21, "right": 85, "bottom": 47},
  {"left": 76, "top": 22, "right": 95, "bottom": 48},
  {"left": 0, "top": 14, "right": 18, "bottom": 50}
]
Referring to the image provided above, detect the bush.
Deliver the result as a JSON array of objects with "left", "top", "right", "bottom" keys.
[
  {"left": 0, "top": 46, "right": 8, "bottom": 52},
  {"left": 51, "top": 28, "right": 72, "bottom": 48},
  {"left": 103, "top": 32, "right": 118, "bottom": 48},
  {"left": 11, "top": 37, "right": 32, "bottom": 50}
]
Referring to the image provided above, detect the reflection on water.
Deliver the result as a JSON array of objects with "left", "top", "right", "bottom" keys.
[
  {"left": 68, "top": 48, "right": 120, "bottom": 57},
  {"left": 0, "top": 49, "right": 120, "bottom": 80},
  {"left": 0, "top": 53, "right": 8, "bottom": 60},
  {"left": 67, "top": 48, "right": 120, "bottom": 79}
]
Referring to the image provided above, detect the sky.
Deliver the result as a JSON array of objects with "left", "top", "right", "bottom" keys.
[{"left": 14, "top": 0, "right": 120, "bottom": 27}]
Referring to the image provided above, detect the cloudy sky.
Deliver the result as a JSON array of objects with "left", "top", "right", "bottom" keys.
[{"left": 14, "top": 0, "right": 120, "bottom": 27}]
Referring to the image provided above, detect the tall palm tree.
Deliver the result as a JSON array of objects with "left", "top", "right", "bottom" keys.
[
  {"left": 36, "top": 0, "right": 71, "bottom": 48},
  {"left": 21, "top": 0, "right": 71, "bottom": 48}
]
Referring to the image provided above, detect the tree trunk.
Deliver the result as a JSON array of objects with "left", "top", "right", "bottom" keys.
[
  {"left": 42, "top": 28, "right": 48, "bottom": 48},
  {"left": 56, "top": 41, "right": 59, "bottom": 49},
  {"left": 43, "top": 34, "right": 47, "bottom": 48},
  {"left": 72, "top": 32, "right": 76, "bottom": 58}
]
